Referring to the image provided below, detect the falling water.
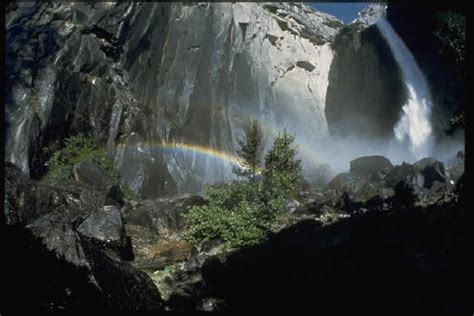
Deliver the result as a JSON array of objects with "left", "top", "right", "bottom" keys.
[{"left": 377, "top": 18, "right": 434, "bottom": 159}]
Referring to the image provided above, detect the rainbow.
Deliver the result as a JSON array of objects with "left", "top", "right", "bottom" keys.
[
  {"left": 160, "top": 142, "right": 243, "bottom": 167},
  {"left": 115, "top": 140, "right": 268, "bottom": 174}
]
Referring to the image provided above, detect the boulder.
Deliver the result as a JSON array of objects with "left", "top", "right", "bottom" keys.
[
  {"left": 385, "top": 162, "right": 423, "bottom": 188},
  {"left": 77, "top": 205, "right": 125, "bottom": 249},
  {"left": 124, "top": 193, "right": 206, "bottom": 237},
  {"left": 326, "top": 172, "right": 364, "bottom": 193},
  {"left": 73, "top": 160, "right": 124, "bottom": 206},
  {"left": 385, "top": 158, "right": 446, "bottom": 190},
  {"left": 349, "top": 155, "right": 393, "bottom": 177},
  {"left": 414, "top": 157, "right": 446, "bottom": 189}
]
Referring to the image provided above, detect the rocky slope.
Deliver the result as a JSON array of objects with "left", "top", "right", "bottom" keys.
[
  {"left": 5, "top": 2, "right": 342, "bottom": 195},
  {"left": 3, "top": 162, "right": 163, "bottom": 312}
]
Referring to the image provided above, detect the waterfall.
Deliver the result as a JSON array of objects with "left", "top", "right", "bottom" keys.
[{"left": 377, "top": 18, "right": 434, "bottom": 160}]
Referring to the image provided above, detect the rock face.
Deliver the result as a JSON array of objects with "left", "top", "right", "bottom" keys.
[
  {"left": 3, "top": 163, "right": 163, "bottom": 312},
  {"left": 325, "top": 21, "right": 405, "bottom": 141},
  {"left": 351, "top": 3, "right": 387, "bottom": 27},
  {"left": 387, "top": 4, "right": 466, "bottom": 139},
  {"left": 5, "top": 2, "right": 342, "bottom": 194}
]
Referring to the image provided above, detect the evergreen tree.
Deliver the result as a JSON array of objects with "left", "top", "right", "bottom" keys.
[
  {"left": 234, "top": 119, "right": 263, "bottom": 180},
  {"left": 263, "top": 130, "right": 302, "bottom": 198}
]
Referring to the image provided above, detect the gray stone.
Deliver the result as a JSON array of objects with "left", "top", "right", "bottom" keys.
[
  {"left": 5, "top": 2, "right": 342, "bottom": 194},
  {"left": 350, "top": 155, "right": 393, "bottom": 177},
  {"left": 77, "top": 205, "right": 125, "bottom": 246}
]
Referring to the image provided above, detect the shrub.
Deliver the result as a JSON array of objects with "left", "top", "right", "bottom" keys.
[
  {"left": 324, "top": 19, "right": 344, "bottom": 29},
  {"left": 183, "top": 182, "right": 268, "bottom": 248},
  {"left": 45, "top": 134, "right": 119, "bottom": 183}
]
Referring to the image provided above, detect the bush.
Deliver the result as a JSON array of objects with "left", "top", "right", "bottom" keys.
[
  {"left": 183, "top": 182, "right": 268, "bottom": 248},
  {"left": 324, "top": 19, "right": 344, "bottom": 29},
  {"left": 45, "top": 134, "right": 119, "bottom": 183}
]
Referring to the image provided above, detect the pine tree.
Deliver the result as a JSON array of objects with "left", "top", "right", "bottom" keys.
[
  {"left": 234, "top": 119, "right": 263, "bottom": 180},
  {"left": 263, "top": 130, "right": 302, "bottom": 197}
]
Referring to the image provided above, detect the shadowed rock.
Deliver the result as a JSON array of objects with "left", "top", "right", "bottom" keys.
[
  {"left": 73, "top": 160, "right": 124, "bottom": 206},
  {"left": 350, "top": 155, "right": 393, "bottom": 177},
  {"left": 4, "top": 162, "right": 163, "bottom": 312}
]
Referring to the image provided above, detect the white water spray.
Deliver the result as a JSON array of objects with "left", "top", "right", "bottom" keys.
[{"left": 377, "top": 18, "right": 434, "bottom": 159}]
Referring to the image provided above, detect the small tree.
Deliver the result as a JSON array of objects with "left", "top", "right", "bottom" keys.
[
  {"left": 234, "top": 119, "right": 263, "bottom": 180},
  {"left": 263, "top": 130, "right": 302, "bottom": 198}
]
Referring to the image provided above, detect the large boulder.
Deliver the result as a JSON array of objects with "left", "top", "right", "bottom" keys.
[
  {"left": 77, "top": 205, "right": 126, "bottom": 249},
  {"left": 350, "top": 155, "right": 393, "bottom": 178},
  {"left": 4, "top": 162, "right": 164, "bottom": 312},
  {"left": 413, "top": 157, "right": 446, "bottom": 189},
  {"left": 124, "top": 193, "right": 206, "bottom": 238},
  {"left": 326, "top": 172, "right": 364, "bottom": 193},
  {"left": 385, "top": 158, "right": 446, "bottom": 190},
  {"left": 73, "top": 160, "right": 124, "bottom": 206}
]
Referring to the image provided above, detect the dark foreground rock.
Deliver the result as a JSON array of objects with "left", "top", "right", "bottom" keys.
[
  {"left": 3, "top": 163, "right": 163, "bottom": 312},
  {"left": 201, "top": 183, "right": 468, "bottom": 313}
]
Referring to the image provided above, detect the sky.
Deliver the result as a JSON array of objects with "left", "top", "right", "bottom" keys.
[{"left": 309, "top": 3, "right": 369, "bottom": 23}]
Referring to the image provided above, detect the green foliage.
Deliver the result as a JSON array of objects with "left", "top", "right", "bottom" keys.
[
  {"left": 185, "top": 128, "right": 304, "bottom": 249},
  {"left": 433, "top": 11, "right": 466, "bottom": 68},
  {"left": 183, "top": 181, "right": 268, "bottom": 248},
  {"left": 123, "top": 186, "right": 139, "bottom": 202},
  {"left": 323, "top": 19, "right": 344, "bottom": 29},
  {"left": 45, "top": 134, "right": 119, "bottom": 183},
  {"left": 263, "top": 130, "right": 303, "bottom": 199},
  {"left": 233, "top": 119, "right": 263, "bottom": 180}
]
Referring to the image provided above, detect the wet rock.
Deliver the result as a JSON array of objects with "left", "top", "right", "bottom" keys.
[
  {"left": 4, "top": 162, "right": 58, "bottom": 225},
  {"left": 124, "top": 193, "right": 206, "bottom": 237},
  {"left": 326, "top": 172, "right": 364, "bottom": 193},
  {"left": 349, "top": 155, "right": 393, "bottom": 177},
  {"left": 384, "top": 162, "right": 419, "bottom": 187},
  {"left": 326, "top": 21, "right": 406, "bottom": 140},
  {"left": 414, "top": 157, "right": 446, "bottom": 189},
  {"left": 73, "top": 160, "right": 124, "bottom": 206},
  {"left": 385, "top": 158, "right": 446, "bottom": 190},
  {"left": 77, "top": 205, "right": 125, "bottom": 248},
  {"left": 6, "top": 2, "right": 341, "bottom": 194},
  {"left": 446, "top": 150, "right": 464, "bottom": 182}
]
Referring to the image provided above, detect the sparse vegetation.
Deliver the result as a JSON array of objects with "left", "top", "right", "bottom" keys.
[
  {"left": 45, "top": 134, "right": 119, "bottom": 183},
  {"left": 324, "top": 19, "right": 344, "bottom": 29}
]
